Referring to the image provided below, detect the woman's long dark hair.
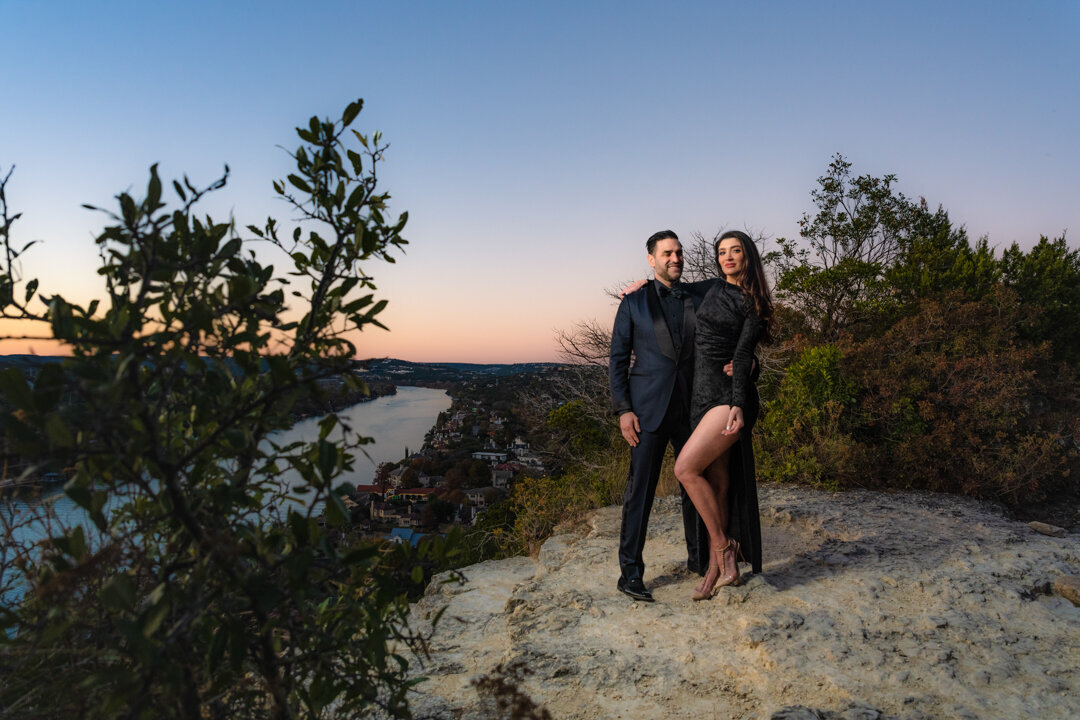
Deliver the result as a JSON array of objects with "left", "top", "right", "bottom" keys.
[{"left": 715, "top": 230, "right": 774, "bottom": 344}]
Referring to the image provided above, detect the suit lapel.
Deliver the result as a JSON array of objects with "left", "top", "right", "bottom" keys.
[{"left": 646, "top": 280, "right": 678, "bottom": 361}]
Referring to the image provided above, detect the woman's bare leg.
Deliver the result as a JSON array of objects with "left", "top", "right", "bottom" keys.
[
  {"left": 674, "top": 406, "right": 740, "bottom": 590},
  {"left": 704, "top": 451, "right": 736, "bottom": 579},
  {"left": 704, "top": 451, "right": 731, "bottom": 530},
  {"left": 689, "top": 453, "right": 730, "bottom": 594}
]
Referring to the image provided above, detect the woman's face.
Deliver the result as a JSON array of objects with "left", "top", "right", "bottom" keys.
[{"left": 717, "top": 237, "right": 746, "bottom": 279}]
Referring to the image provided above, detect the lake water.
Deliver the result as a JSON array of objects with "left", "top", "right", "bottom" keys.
[{"left": 0, "top": 386, "right": 451, "bottom": 603}]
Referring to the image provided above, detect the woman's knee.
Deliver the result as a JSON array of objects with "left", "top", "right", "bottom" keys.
[{"left": 673, "top": 456, "right": 698, "bottom": 485}]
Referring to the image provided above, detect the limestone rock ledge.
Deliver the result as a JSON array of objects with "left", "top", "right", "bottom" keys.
[{"left": 406, "top": 484, "right": 1080, "bottom": 719}]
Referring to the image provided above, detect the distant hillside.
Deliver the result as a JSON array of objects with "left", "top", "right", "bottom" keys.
[
  {"left": 0, "top": 355, "right": 565, "bottom": 385},
  {"left": 0, "top": 355, "right": 64, "bottom": 370},
  {"left": 359, "top": 358, "right": 562, "bottom": 384}
]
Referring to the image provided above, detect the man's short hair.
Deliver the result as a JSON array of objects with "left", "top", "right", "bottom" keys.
[{"left": 646, "top": 230, "right": 679, "bottom": 255}]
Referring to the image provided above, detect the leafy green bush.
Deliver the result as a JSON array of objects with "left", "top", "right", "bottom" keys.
[
  {"left": 517, "top": 450, "right": 629, "bottom": 553},
  {"left": 756, "top": 344, "right": 862, "bottom": 489},
  {"left": 0, "top": 101, "right": 441, "bottom": 719},
  {"left": 546, "top": 398, "right": 610, "bottom": 456}
]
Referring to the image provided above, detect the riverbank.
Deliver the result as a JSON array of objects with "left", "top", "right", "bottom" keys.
[{"left": 287, "top": 377, "right": 397, "bottom": 419}]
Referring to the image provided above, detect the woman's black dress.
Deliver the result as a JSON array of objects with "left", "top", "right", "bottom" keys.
[{"left": 690, "top": 280, "right": 763, "bottom": 574}]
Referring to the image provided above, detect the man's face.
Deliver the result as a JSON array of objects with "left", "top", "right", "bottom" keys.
[{"left": 648, "top": 237, "right": 683, "bottom": 286}]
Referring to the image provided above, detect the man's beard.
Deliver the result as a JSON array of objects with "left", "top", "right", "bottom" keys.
[{"left": 660, "top": 265, "right": 682, "bottom": 283}]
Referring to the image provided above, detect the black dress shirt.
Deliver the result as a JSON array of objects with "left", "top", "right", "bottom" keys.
[{"left": 655, "top": 279, "right": 685, "bottom": 354}]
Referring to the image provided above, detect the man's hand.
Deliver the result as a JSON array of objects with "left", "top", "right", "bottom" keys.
[
  {"left": 619, "top": 411, "right": 641, "bottom": 447},
  {"left": 619, "top": 279, "right": 648, "bottom": 298}
]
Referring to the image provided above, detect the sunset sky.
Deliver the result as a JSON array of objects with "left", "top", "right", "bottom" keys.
[{"left": 2, "top": 1, "right": 1078, "bottom": 362}]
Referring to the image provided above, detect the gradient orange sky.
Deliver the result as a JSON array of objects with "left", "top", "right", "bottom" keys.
[{"left": 3, "top": 2, "right": 1078, "bottom": 363}]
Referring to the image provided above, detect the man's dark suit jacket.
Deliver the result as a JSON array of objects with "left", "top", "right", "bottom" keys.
[{"left": 609, "top": 281, "right": 702, "bottom": 428}]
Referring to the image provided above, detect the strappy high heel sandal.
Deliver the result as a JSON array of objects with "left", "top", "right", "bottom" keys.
[
  {"left": 715, "top": 538, "right": 745, "bottom": 589},
  {"left": 691, "top": 543, "right": 728, "bottom": 601}
]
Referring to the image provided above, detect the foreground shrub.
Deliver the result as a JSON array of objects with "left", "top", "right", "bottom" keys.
[
  {"left": 756, "top": 344, "right": 863, "bottom": 489},
  {"left": 0, "top": 101, "right": 436, "bottom": 719},
  {"left": 507, "top": 447, "right": 629, "bottom": 556}
]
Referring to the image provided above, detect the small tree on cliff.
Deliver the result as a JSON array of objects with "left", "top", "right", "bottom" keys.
[
  {"left": 0, "top": 100, "right": 447, "bottom": 719},
  {"left": 770, "top": 154, "right": 926, "bottom": 340}
]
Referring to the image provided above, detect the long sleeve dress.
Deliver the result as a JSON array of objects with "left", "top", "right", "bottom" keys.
[{"left": 690, "top": 280, "right": 764, "bottom": 574}]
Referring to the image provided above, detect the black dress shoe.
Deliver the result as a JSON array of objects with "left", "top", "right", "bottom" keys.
[{"left": 617, "top": 576, "right": 654, "bottom": 602}]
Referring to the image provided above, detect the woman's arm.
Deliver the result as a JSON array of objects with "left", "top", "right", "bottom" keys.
[{"left": 730, "top": 304, "right": 762, "bottom": 410}]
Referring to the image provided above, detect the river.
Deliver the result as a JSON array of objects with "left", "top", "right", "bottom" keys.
[
  {"left": 0, "top": 385, "right": 451, "bottom": 602},
  {"left": 274, "top": 385, "right": 452, "bottom": 484}
]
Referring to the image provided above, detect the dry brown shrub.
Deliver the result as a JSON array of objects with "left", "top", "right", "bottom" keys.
[{"left": 843, "top": 288, "right": 1076, "bottom": 502}]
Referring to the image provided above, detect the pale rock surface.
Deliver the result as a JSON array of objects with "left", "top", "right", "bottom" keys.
[
  {"left": 1053, "top": 575, "right": 1080, "bottom": 607},
  {"left": 1029, "top": 521, "right": 1068, "bottom": 538},
  {"left": 407, "top": 484, "right": 1080, "bottom": 719}
]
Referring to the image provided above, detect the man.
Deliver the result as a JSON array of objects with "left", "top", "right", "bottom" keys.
[{"left": 609, "top": 230, "right": 713, "bottom": 602}]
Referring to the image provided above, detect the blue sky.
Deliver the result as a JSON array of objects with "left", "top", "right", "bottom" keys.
[{"left": 2, "top": 1, "right": 1078, "bottom": 361}]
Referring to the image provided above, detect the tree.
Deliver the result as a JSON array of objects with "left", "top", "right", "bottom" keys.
[
  {"left": 771, "top": 154, "right": 924, "bottom": 339},
  {"left": 0, "top": 100, "right": 450, "bottom": 719},
  {"left": 681, "top": 230, "right": 723, "bottom": 283},
  {"left": 373, "top": 461, "right": 394, "bottom": 492},
  {"left": 1001, "top": 234, "right": 1080, "bottom": 368},
  {"left": 467, "top": 459, "right": 490, "bottom": 487}
]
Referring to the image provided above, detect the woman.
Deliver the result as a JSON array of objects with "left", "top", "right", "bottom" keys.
[{"left": 674, "top": 230, "right": 773, "bottom": 600}]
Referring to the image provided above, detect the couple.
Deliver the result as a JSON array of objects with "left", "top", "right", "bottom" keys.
[{"left": 610, "top": 229, "right": 773, "bottom": 602}]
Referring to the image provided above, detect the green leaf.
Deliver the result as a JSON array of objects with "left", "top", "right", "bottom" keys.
[
  {"left": 325, "top": 491, "right": 347, "bottom": 528},
  {"left": 68, "top": 526, "right": 87, "bottom": 560},
  {"left": 146, "top": 163, "right": 162, "bottom": 210},
  {"left": 342, "top": 99, "right": 363, "bottom": 127},
  {"left": 345, "top": 184, "right": 366, "bottom": 211},
  {"left": 24, "top": 277, "right": 38, "bottom": 302},
  {"left": 66, "top": 485, "right": 93, "bottom": 511},
  {"left": 44, "top": 414, "right": 74, "bottom": 447},
  {"left": 217, "top": 237, "right": 242, "bottom": 260},
  {"left": 346, "top": 149, "right": 364, "bottom": 176},
  {"left": 33, "top": 362, "right": 65, "bottom": 411},
  {"left": 289, "top": 509, "right": 310, "bottom": 545},
  {"left": 141, "top": 598, "right": 170, "bottom": 638},
  {"left": 318, "top": 414, "right": 338, "bottom": 439},
  {"left": 100, "top": 573, "right": 136, "bottom": 612},
  {"left": 0, "top": 367, "right": 34, "bottom": 409},
  {"left": 411, "top": 565, "right": 424, "bottom": 584},
  {"left": 119, "top": 192, "right": 137, "bottom": 224},
  {"left": 288, "top": 174, "right": 312, "bottom": 193},
  {"left": 318, "top": 439, "right": 337, "bottom": 480}
]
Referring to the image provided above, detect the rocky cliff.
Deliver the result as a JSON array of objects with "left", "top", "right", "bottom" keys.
[{"left": 407, "top": 484, "right": 1080, "bottom": 719}]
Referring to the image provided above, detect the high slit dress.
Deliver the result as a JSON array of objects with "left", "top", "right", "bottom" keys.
[{"left": 689, "top": 280, "right": 764, "bottom": 574}]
